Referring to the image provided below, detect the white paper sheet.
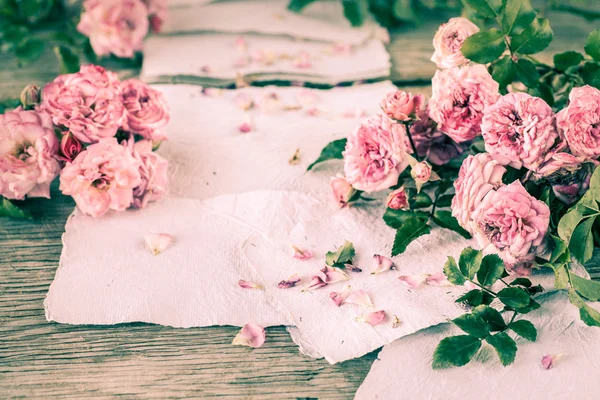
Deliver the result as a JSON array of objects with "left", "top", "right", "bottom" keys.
[{"left": 355, "top": 292, "right": 600, "bottom": 400}]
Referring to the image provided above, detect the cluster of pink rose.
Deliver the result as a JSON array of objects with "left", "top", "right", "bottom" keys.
[
  {"left": 0, "top": 65, "right": 170, "bottom": 218},
  {"left": 77, "top": 0, "right": 167, "bottom": 59},
  {"left": 329, "top": 16, "right": 600, "bottom": 276}
]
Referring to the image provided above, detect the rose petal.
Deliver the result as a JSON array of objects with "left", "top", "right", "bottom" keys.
[
  {"left": 392, "top": 314, "right": 402, "bottom": 328},
  {"left": 321, "top": 265, "right": 350, "bottom": 283},
  {"left": 238, "top": 114, "right": 252, "bottom": 133},
  {"left": 541, "top": 354, "right": 562, "bottom": 370},
  {"left": 398, "top": 274, "right": 428, "bottom": 289},
  {"left": 345, "top": 263, "right": 362, "bottom": 273},
  {"left": 371, "top": 254, "right": 395, "bottom": 275},
  {"left": 144, "top": 233, "right": 173, "bottom": 255},
  {"left": 232, "top": 323, "right": 265, "bottom": 348},
  {"left": 278, "top": 273, "right": 301, "bottom": 289},
  {"left": 303, "top": 275, "right": 327, "bottom": 291},
  {"left": 291, "top": 245, "right": 313, "bottom": 260},
  {"left": 425, "top": 272, "right": 453, "bottom": 287},
  {"left": 330, "top": 285, "right": 352, "bottom": 307},
  {"left": 345, "top": 290, "right": 374, "bottom": 307},
  {"left": 355, "top": 310, "right": 386, "bottom": 326},
  {"left": 238, "top": 279, "right": 263, "bottom": 290}
]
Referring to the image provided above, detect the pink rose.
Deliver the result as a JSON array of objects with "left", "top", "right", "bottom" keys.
[
  {"left": 431, "top": 17, "right": 479, "bottom": 69},
  {"left": 556, "top": 85, "right": 600, "bottom": 159},
  {"left": 59, "top": 132, "right": 84, "bottom": 162},
  {"left": 77, "top": 0, "right": 149, "bottom": 59},
  {"left": 330, "top": 175, "right": 356, "bottom": 208},
  {"left": 142, "top": 0, "right": 167, "bottom": 33},
  {"left": 0, "top": 107, "right": 60, "bottom": 200},
  {"left": 380, "top": 90, "right": 423, "bottom": 121},
  {"left": 59, "top": 138, "right": 142, "bottom": 218},
  {"left": 482, "top": 93, "right": 558, "bottom": 171},
  {"left": 343, "top": 114, "right": 409, "bottom": 193},
  {"left": 39, "top": 65, "right": 124, "bottom": 144},
  {"left": 451, "top": 153, "right": 506, "bottom": 233},
  {"left": 429, "top": 65, "right": 500, "bottom": 143},
  {"left": 386, "top": 187, "right": 409, "bottom": 210},
  {"left": 410, "top": 109, "right": 467, "bottom": 165},
  {"left": 411, "top": 161, "right": 432, "bottom": 182},
  {"left": 471, "top": 181, "right": 550, "bottom": 268},
  {"left": 119, "top": 79, "right": 170, "bottom": 141},
  {"left": 130, "top": 139, "right": 169, "bottom": 208}
]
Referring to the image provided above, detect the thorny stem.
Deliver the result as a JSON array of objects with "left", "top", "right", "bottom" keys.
[{"left": 402, "top": 121, "right": 420, "bottom": 162}]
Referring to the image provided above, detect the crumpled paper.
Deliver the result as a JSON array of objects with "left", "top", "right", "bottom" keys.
[{"left": 355, "top": 292, "right": 600, "bottom": 400}]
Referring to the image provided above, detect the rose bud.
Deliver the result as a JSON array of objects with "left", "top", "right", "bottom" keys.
[
  {"left": 59, "top": 132, "right": 84, "bottom": 162},
  {"left": 380, "top": 90, "right": 423, "bottom": 122},
  {"left": 330, "top": 175, "right": 357, "bottom": 208},
  {"left": 20, "top": 84, "right": 41, "bottom": 109},
  {"left": 386, "top": 187, "right": 409, "bottom": 210},
  {"left": 411, "top": 161, "right": 439, "bottom": 192}
]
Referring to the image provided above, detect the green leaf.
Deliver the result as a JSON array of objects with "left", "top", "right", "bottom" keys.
[
  {"left": 393, "top": 0, "right": 418, "bottom": 22},
  {"left": 476, "top": 254, "right": 504, "bottom": 286},
  {"left": 501, "top": 0, "right": 535, "bottom": 34},
  {"left": 510, "top": 278, "right": 532, "bottom": 287},
  {"left": 306, "top": 138, "right": 346, "bottom": 171},
  {"left": 18, "top": 0, "right": 54, "bottom": 24},
  {"left": 383, "top": 208, "right": 429, "bottom": 229},
  {"left": 458, "top": 247, "right": 483, "bottom": 280},
  {"left": 549, "top": 235, "right": 569, "bottom": 264},
  {"left": 528, "top": 82, "right": 554, "bottom": 107},
  {"left": 486, "top": 332, "right": 517, "bottom": 366},
  {"left": 514, "top": 298, "right": 540, "bottom": 314},
  {"left": 571, "top": 273, "right": 600, "bottom": 301},
  {"left": 443, "top": 256, "right": 466, "bottom": 286},
  {"left": 0, "top": 198, "right": 32, "bottom": 219},
  {"left": 497, "top": 287, "right": 530, "bottom": 308},
  {"left": 15, "top": 37, "right": 45, "bottom": 66},
  {"left": 553, "top": 263, "right": 569, "bottom": 290},
  {"left": 391, "top": 217, "right": 431, "bottom": 256},
  {"left": 452, "top": 313, "right": 490, "bottom": 338},
  {"left": 432, "top": 335, "right": 482, "bottom": 369},
  {"left": 509, "top": 320, "right": 537, "bottom": 341},
  {"left": 581, "top": 62, "right": 600, "bottom": 90},
  {"left": 456, "top": 289, "right": 484, "bottom": 307},
  {"left": 472, "top": 305, "right": 506, "bottom": 331},
  {"left": 53, "top": 45, "right": 80, "bottom": 74},
  {"left": 341, "top": 0, "right": 364, "bottom": 27},
  {"left": 287, "top": 0, "right": 317, "bottom": 12},
  {"left": 514, "top": 58, "right": 540, "bottom": 88},
  {"left": 570, "top": 216, "right": 596, "bottom": 263},
  {"left": 481, "top": 291, "right": 495, "bottom": 305},
  {"left": 553, "top": 51, "right": 584, "bottom": 71},
  {"left": 511, "top": 18, "right": 553, "bottom": 55},
  {"left": 461, "top": 0, "right": 503, "bottom": 18},
  {"left": 1, "top": 25, "right": 29, "bottom": 51},
  {"left": 584, "top": 29, "right": 600, "bottom": 61},
  {"left": 436, "top": 194, "right": 453, "bottom": 208},
  {"left": 579, "top": 304, "right": 600, "bottom": 327},
  {"left": 432, "top": 210, "right": 471, "bottom": 239},
  {"left": 492, "top": 55, "right": 516, "bottom": 87},
  {"left": 412, "top": 192, "right": 433, "bottom": 208},
  {"left": 325, "top": 240, "right": 355, "bottom": 268},
  {"left": 461, "top": 28, "right": 506, "bottom": 64}
]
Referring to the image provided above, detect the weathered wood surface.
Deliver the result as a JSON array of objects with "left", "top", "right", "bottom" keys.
[{"left": 1, "top": 10, "right": 599, "bottom": 399}]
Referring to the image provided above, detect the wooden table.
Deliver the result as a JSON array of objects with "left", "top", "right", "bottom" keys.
[{"left": 1, "top": 10, "right": 599, "bottom": 399}]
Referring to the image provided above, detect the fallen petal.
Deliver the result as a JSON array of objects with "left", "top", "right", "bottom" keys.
[
  {"left": 345, "top": 290, "right": 374, "bottom": 307},
  {"left": 303, "top": 275, "right": 327, "bottom": 291},
  {"left": 355, "top": 310, "right": 386, "bottom": 326},
  {"left": 345, "top": 263, "right": 362, "bottom": 273},
  {"left": 425, "top": 272, "right": 453, "bottom": 287},
  {"left": 330, "top": 285, "right": 352, "bottom": 307},
  {"left": 232, "top": 323, "right": 265, "bottom": 348},
  {"left": 541, "top": 354, "right": 562, "bottom": 370},
  {"left": 321, "top": 265, "right": 350, "bottom": 283},
  {"left": 238, "top": 279, "right": 263, "bottom": 290},
  {"left": 392, "top": 314, "right": 402, "bottom": 328},
  {"left": 238, "top": 114, "right": 253, "bottom": 133},
  {"left": 145, "top": 233, "right": 173, "bottom": 255},
  {"left": 291, "top": 245, "right": 313, "bottom": 260},
  {"left": 278, "top": 273, "right": 301, "bottom": 289},
  {"left": 398, "top": 274, "right": 428, "bottom": 289},
  {"left": 371, "top": 254, "right": 395, "bottom": 275}
]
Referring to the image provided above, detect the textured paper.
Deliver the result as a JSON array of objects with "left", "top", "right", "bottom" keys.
[{"left": 355, "top": 292, "right": 600, "bottom": 400}]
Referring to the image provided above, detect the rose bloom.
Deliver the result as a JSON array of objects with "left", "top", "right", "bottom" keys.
[
  {"left": 142, "top": 0, "right": 167, "bottom": 33},
  {"left": 451, "top": 153, "right": 506, "bottom": 233},
  {"left": 386, "top": 187, "right": 409, "bottom": 210},
  {"left": 343, "top": 114, "right": 409, "bottom": 193},
  {"left": 330, "top": 175, "right": 356, "bottom": 208},
  {"left": 428, "top": 65, "right": 500, "bottom": 143},
  {"left": 556, "top": 85, "right": 600, "bottom": 159},
  {"left": 58, "top": 132, "right": 84, "bottom": 162},
  {"left": 380, "top": 90, "right": 423, "bottom": 121},
  {"left": 410, "top": 109, "right": 467, "bottom": 165},
  {"left": 39, "top": 65, "right": 124, "bottom": 144},
  {"left": 482, "top": 93, "right": 558, "bottom": 171},
  {"left": 119, "top": 79, "right": 170, "bottom": 140},
  {"left": 411, "top": 161, "right": 432, "bottom": 182},
  {"left": 130, "top": 139, "right": 169, "bottom": 208},
  {"left": 77, "top": 0, "right": 149, "bottom": 59},
  {"left": 59, "top": 138, "right": 142, "bottom": 218},
  {"left": 0, "top": 107, "right": 60, "bottom": 200},
  {"left": 431, "top": 17, "right": 479, "bottom": 69},
  {"left": 471, "top": 180, "right": 550, "bottom": 269}
]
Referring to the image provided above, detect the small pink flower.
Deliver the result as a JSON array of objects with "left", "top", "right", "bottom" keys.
[
  {"left": 129, "top": 139, "right": 168, "bottom": 209},
  {"left": 145, "top": 233, "right": 173, "bottom": 255},
  {"left": 330, "top": 285, "right": 352, "bottom": 307},
  {"left": 292, "top": 245, "right": 313, "bottom": 260},
  {"left": 425, "top": 272, "right": 453, "bottom": 287},
  {"left": 398, "top": 274, "right": 428, "bottom": 289},
  {"left": 343, "top": 114, "right": 409, "bottom": 193},
  {"left": 556, "top": 85, "right": 600, "bottom": 159},
  {"left": 293, "top": 52, "right": 312, "bottom": 69},
  {"left": 355, "top": 310, "right": 386, "bottom": 326},
  {"left": 0, "top": 107, "right": 60, "bottom": 200},
  {"left": 119, "top": 79, "right": 170, "bottom": 141},
  {"left": 238, "top": 279, "right": 263, "bottom": 290},
  {"left": 371, "top": 254, "right": 395, "bottom": 275},
  {"left": 429, "top": 65, "right": 500, "bottom": 143},
  {"left": 386, "top": 187, "right": 409, "bottom": 210},
  {"left": 411, "top": 161, "right": 437, "bottom": 191},
  {"left": 541, "top": 354, "right": 561, "bottom": 370},
  {"left": 345, "top": 290, "right": 374, "bottom": 307},
  {"left": 77, "top": 0, "right": 149, "bottom": 58},
  {"left": 278, "top": 273, "right": 301, "bottom": 289},
  {"left": 232, "top": 323, "right": 265, "bottom": 348},
  {"left": 380, "top": 91, "right": 423, "bottom": 122},
  {"left": 431, "top": 17, "right": 479, "bottom": 69},
  {"left": 330, "top": 175, "right": 357, "bottom": 208}
]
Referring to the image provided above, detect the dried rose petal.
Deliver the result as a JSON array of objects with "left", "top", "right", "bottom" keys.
[
  {"left": 345, "top": 263, "right": 362, "bottom": 273},
  {"left": 330, "top": 285, "right": 352, "bottom": 307},
  {"left": 398, "top": 274, "right": 428, "bottom": 289},
  {"left": 238, "top": 279, "right": 263, "bottom": 290},
  {"left": 232, "top": 323, "right": 265, "bottom": 348},
  {"left": 303, "top": 275, "right": 327, "bottom": 291},
  {"left": 145, "top": 233, "right": 173, "bottom": 255},
  {"left": 541, "top": 354, "right": 561, "bottom": 370},
  {"left": 291, "top": 245, "right": 313, "bottom": 260},
  {"left": 345, "top": 290, "right": 374, "bottom": 307},
  {"left": 426, "top": 272, "right": 453, "bottom": 287},
  {"left": 392, "top": 314, "right": 402, "bottom": 328},
  {"left": 321, "top": 265, "right": 350, "bottom": 283},
  {"left": 371, "top": 254, "right": 395, "bottom": 275},
  {"left": 355, "top": 310, "right": 386, "bottom": 326},
  {"left": 238, "top": 114, "right": 252, "bottom": 133},
  {"left": 278, "top": 273, "right": 301, "bottom": 289}
]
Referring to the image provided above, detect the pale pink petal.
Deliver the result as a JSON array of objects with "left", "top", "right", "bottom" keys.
[
  {"left": 392, "top": 314, "right": 402, "bottom": 328},
  {"left": 292, "top": 245, "right": 313, "bottom": 260},
  {"left": 303, "top": 275, "right": 327, "bottom": 291},
  {"left": 232, "top": 323, "right": 265, "bottom": 348},
  {"left": 238, "top": 279, "right": 263, "bottom": 290},
  {"left": 330, "top": 285, "right": 352, "bottom": 307},
  {"left": 371, "top": 254, "right": 395, "bottom": 275},
  {"left": 425, "top": 272, "right": 453, "bottom": 287},
  {"left": 278, "top": 273, "right": 301, "bottom": 289},
  {"left": 345, "top": 290, "right": 374, "bottom": 307},
  {"left": 398, "top": 274, "right": 428, "bottom": 289},
  {"left": 541, "top": 354, "right": 562, "bottom": 370},
  {"left": 321, "top": 265, "right": 350, "bottom": 283},
  {"left": 145, "top": 233, "right": 173, "bottom": 255},
  {"left": 238, "top": 114, "right": 252, "bottom": 133},
  {"left": 355, "top": 310, "right": 387, "bottom": 326}
]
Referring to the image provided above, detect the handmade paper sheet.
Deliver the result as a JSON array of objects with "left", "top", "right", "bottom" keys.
[{"left": 355, "top": 292, "right": 600, "bottom": 400}]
